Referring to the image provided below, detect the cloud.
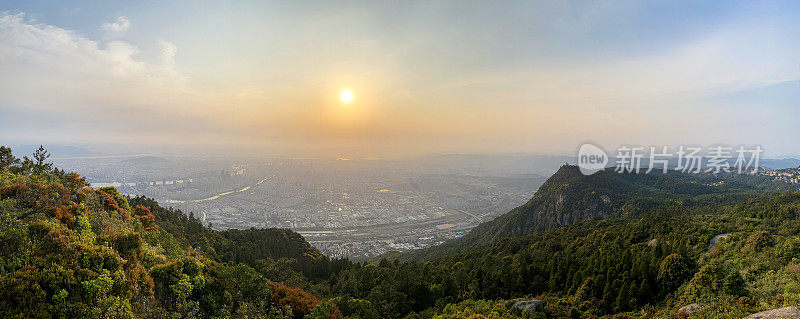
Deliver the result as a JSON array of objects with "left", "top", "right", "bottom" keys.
[
  {"left": 101, "top": 16, "right": 130, "bottom": 35},
  {"left": 0, "top": 5, "right": 798, "bottom": 157},
  {"left": 159, "top": 40, "right": 176, "bottom": 68},
  {"left": 0, "top": 13, "right": 182, "bottom": 85},
  {"left": 102, "top": 40, "right": 144, "bottom": 76},
  {"left": 0, "top": 12, "right": 207, "bottom": 147}
]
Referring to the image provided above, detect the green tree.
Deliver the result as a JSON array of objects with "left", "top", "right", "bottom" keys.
[
  {"left": 0, "top": 146, "right": 19, "bottom": 170},
  {"left": 657, "top": 253, "right": 689, "bottom": 293}
]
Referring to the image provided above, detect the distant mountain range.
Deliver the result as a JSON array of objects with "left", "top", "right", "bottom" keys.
[
  {"left": 122, "top": 156, "right": 170, "bottom": 164},
  {"left": 10, "top": 144, "right": 98, "bottom": 158}
]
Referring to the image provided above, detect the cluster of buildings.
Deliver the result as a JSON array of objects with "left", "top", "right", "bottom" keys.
[
  {"left": 761, "top": 167, "right": 800, "bottom": 185},
  {"left": 57, "top": 155, "right": 543, "bottom": 258}
]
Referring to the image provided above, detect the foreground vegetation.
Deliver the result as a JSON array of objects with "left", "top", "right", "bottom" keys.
[
  {"left": 0, "top": 146, "right": 339, "bottom": 318},
  {"left": 1, "top": 146, "right": 799, "bottom": 318}
]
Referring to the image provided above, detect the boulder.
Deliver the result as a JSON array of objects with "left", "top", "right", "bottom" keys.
[
  {"left": 512, "top": 299, "right": 542, "bottom": 312},
  {"left": 745, "top": 307, "right": 800, "bottom": 318},
  {"left": 678, "top": 303, "right": 701, "bottom": 314}
]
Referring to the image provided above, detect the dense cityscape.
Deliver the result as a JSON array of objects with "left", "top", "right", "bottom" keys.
[
  {"left": 54, "top": 154, "right": 554, "bottom": 258},
  {"left": 52, "top": 152, "right": 800, "bottom": 259}
]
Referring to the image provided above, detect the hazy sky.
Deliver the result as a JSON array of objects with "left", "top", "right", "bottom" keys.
[{"left": 0, "top": 1, "right": 798, "bottom": 157}]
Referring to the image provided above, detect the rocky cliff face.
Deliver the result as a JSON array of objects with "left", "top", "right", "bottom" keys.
[
  {"left": 467, "top": 164, "right": 620, "bottom": 243},
  {"left": 398, "top": 165, "right": 628, "bottom": 260}
]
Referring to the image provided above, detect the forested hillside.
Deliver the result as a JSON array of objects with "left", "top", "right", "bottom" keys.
[
  {"left": 0, "top": 146, "right": 340, "bottom": 318},
  {"left": 399, "top": 165, "right": 796, "bottom": 261},
  {"left": 332, "top": 173, "right": 800, "bottom": 318},
  {"left": 2, "top": 146, "right": 800, "bottom": 318}
]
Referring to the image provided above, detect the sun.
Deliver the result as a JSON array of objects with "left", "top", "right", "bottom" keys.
[{"left": 340, "top": 89, "right": 354, "bottom": 104}]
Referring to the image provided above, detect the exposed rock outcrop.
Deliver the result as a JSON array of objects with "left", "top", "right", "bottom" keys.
[
  {"left": 678, "top": 303, "right": 701, "bottom": 314},
  {"left": 708, "top": 233, "right": 731, "bottom": 251},
  {"left": 745, "top": 307, "right": 800, "bottom": 318},
  {"left": 512, "top": 299, "right": 542, "bottom": 312}
]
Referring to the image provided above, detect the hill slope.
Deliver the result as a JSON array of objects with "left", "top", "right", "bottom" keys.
[
  {"left": 3, "top": 146, "right": 800, "bottom": 318},
  {"left": 0, "top": 146, "right": 340, "bottom": 318},
  {"left": 401, "top": 164, "right": 794, "bottom": 261}
]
